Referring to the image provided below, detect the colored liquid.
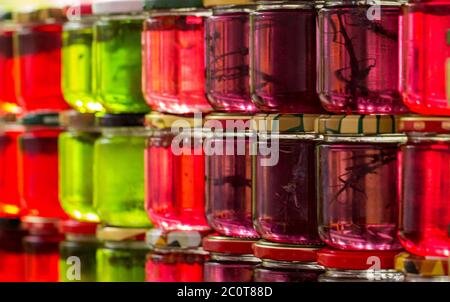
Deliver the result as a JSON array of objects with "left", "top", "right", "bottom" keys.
[
  {"left": 205, "top": 137, "right": 258, "bottom": 238},
  {"left": 204, "top": 261, "right": 256, "bottom": 282},
  {"left": 146, "top": 133, "right": 210, "bottom": 231},
  {"left": 23, "top": 235, "right": 62, "bottom": 282},
  {"left": 206, "top": 11, "right": 255, "bottom": 112},
  {"left": 0, "top": 226, "right": 27, "bottom": 282},
  {"left": 146, "top": 250, "right": 206, "bottom": 282},
  {"left": 254, "top": 139, "right": 322, "bottom": 245},
  {"left": 317, "top": 143, "right": 402, "bottom": 250},
  {"left": 18, "top": 128, "right": 67, "bottom": 219},
  {"left": 59, "top": 239, "right": 98, "bottom": 282},
  {"left": 96, "top": 246, "right": 147, "bottom": 282},
  {"left": 14, "top": 24, "right": 69, "bottom": 113},
  {"left": 0, "top": 126, "right": 23, "bottom": 217},
  {"left": 94, "top": 17, "right": 149, "bottom": 114},
  {"left": 251, "top": 8, "right": 323, "bottom": 113},
  {"left": 59, "top": 131, "right": 101, "bottom": 222},
  {"left": 253, "top": 266, "right": 323, "bottom": 282},
  {"left": 402, "top": 2, "right": 450, "bottom": 115},
  {"left": 94, "top": 130, "right": 151, "bottom": 227},
  {"left": 142, "top": 14, "right": 212, "bottom": 114},
  {"left": 62, "top": 22, "right": 103, "bottom": 113},
  {"left": 399, "top": 140, "right": 450, "bottom": 257},
  {"left": 0, "top": 30, "right": 21, "bottom": 114},
  {"left": 319, "top": 6, "right": 408, "bottom": 114}
]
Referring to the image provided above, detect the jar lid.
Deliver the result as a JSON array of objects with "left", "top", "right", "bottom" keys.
[
  {"left": 253, "top": 240, "right": 322, "bottom": 262},
  {"left": 97, "top": 113, "right": 145, "bottom": 127},
  {"left": 59, "top": 110, "right": 97, "bottom": 129},
  {"left": 317, "top": 248, "right": 400, "bottom": 270},
  {"left": 13, "top": 8, "right": 67, "bottom": 24},
  {"left": 60, "top": 220, "right": 98, "bottom": 235},
  {"left": 315, "top": 115, "right": 398, "bottom": 135},
  {"left": 202, "top": 235, "right": 256, "bottom": 255},
  {"left": 93, "top": 0, "right": 145, "bottom": 15},
  {"left": 96, "top": 226, "right": 148, "bottom": 241},
  {"left": 145, "top": 0, "right": 204, "bottom": 9},
  {"left": 395, "top": 253, "right": 450, "bottom": 277},
  {"left": 251, "top": 114, "right": 319, "bottom": 133},
  {"left": 203, "top": 0, "right": 255, "bottom": 7},
  {"left": 21, "top": 216, "right": 61, "bottom": 235},
  {"left": 145, "top": 112, "right": 202, "bottom": 129},
  {"left": 20, "top": 112, "right": 60, "bottom": 127},
  {"left": 146, "top": 228, "right": 208, "bottom": 249},
  {"left": 399, "top": 116, "right": 450, "bottom": 134}
]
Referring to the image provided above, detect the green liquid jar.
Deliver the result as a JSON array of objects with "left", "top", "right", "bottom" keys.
[
  {"left": 96, "top": 226, "right": 149, "bottom": 282},
  {"left": 94, "top": 114, "right": 152, "bottom": 228},
  {"left": 59, "top": 220, "right": 99, "bottom": 282},
  {"left": 92, "top": 0, "right": 149, "bottom": 114},
  {"left": 59, "top": 111, "right": 100, "bottom": 222}
]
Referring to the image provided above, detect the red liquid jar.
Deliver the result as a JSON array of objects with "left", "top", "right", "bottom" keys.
[
  {"left": 316, "top": 115, "right": 404, "bottom": 251},
  {"left": 145, "top": 113, "right": 210, "bottom": 231},
  {"left": 13, "top": 8, "right": 69, "bottom": 113},
  {"left": 22, "top": 217, "right": 64, "bottom": 282},
  {"left": 402, "top": 0, "right": 450, "bottom": 115},
  {"left": 398, "top": 117, "right": 450, "bottom": 258},
  {"left": 18, "top": 113, "right": 67, "bottom": 219},
  {"left": 0, "top": 122, "right": 23, "bottom": 218},
  {"left": 253, "top": 241, "right": 325, "bottom": 282},
  {"left": 142, "top": 1, "right": 212, "bottom": 114},
  {"left": 253, "top": 114, "right": 323, "bottom": 245},
  {"left": 203, "top": 235, "right": 260, "bottom": 282},
  {"left": 0, "top": 218, "right": 27, "bottom": 282}
]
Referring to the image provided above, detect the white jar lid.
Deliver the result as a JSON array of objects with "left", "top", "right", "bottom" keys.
[{"left": 92, "top": 0, "right": 144, "bottom": 15}]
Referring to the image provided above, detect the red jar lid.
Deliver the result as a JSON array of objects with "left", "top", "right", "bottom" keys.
[
  {"left": 399, "top": 116, "right": 450, "bottom": 134},
  {"left": 317, "top": 248, "right": 401, "bottom": 270},
  {"left": 60, "top": 220, "right": 98, "bottom": 235},
  {"left": 253, "top": 240, "right": 322, "bottom": 262},
  {"left": 203, "top": 235, "right": 256, "bottom": 255}
]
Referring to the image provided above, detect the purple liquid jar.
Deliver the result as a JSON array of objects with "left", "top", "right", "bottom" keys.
[
  {"left": 250, "top": 2, "right": 324, "bottom": 113},
  {"left": 206, "top": 5, "right": 257, "bottom": 112},
  {"left": 253, "top": 114, "right": 323, "bottom": 245},
  {"left": 205, "top": 114, "right": 259, "bottom": 238},
  {"left": 318, "top": 1, "right": 409, "bottom": 114},
  {"left": 316, "top": 115, "right": 405, "bottom": 251}
]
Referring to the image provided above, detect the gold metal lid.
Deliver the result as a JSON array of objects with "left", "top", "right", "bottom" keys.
[
  {"left": 96, "top": 226, "right": 149, "bottom": 241},
  {"left": 145, "top": 112, "right": 203, "bottom": 129},
  {"left": 395, "top": 253, "right": 450, "bottom": 277},
  {"left": 251, "top": 114, "right": 319, "bottom": 133},
  {"left": 315, "top": 115, "right": 399, "bottom": 135},
  {"left": 13, "top": 8, "right": 67, "bottom": 24},
  {"left": 399, "top": 116, "right": 450, "bottom": 134},
  {"left": 203, "top": 0, "right": 255, "bottom": 7}
]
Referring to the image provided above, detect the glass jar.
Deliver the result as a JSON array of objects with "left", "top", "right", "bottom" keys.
[
  {"left": 13, "top": 8, "right": 69, "bottom": 113},
  {"left": 318, "top": 248, "right": 404, "bottom": 282},
  {"left": 142, "top": 0, "right": 212, "bottom": 114},
  {"left": 253, "top": 240, "right": 325, "bottom": 282},
  {"left": 59, "top": 111, "right": 101, "bottom": 223},
  {"left": 145, "top": 113, "right": 210, "bottom": 231},
  {"left": 316, "top": 115, "right": 405, "bottom": 250},
  {"left": 203, "top": 235, "right": 260, "bottom": 281},
  {"left": 395, "top": 252, "right": 450, "bottom": 282},
  {"left": 318, "top": 0, "right": 408, "bottom": 114},
  {"left": 0, "top": 218, "right": 27, "bottom": 282},
  {"left": 62, "top": 5, "right": 103, "bottom": 113},
  {"left": 398, "top": 117, "right": 450, "bottom": 257},
  {"left": 205, "top": 1, "right": 256, "bottom": 113},
  {"left": 204, "top": 114, "right": 258, "bottom": 238},
  {"left": 402, "top": 0, "right": 450, "bottom": 115},
  {"left": 94, "top": 114, "right": 152, "bottom": 228},
  {"left": 146, "top": 229, "right": 209, "bottom": 281},
  {"left": 93, "top": 0, "right": 150, "bottom": 114},
  {"left": 253, "top": 114, "right": 323, "bottom": 245},
  {"left": 0, "top": 13, "right": 21, "bottom": 115},
  {"left": 0, "top": 122, "right": 23, "bottom": 218},
  {"left": 96, "top": 226, "right": 149, "bottom": 282},
  {"left": 18, "top": 113, "right": 67, "bottom": 219},
  {"left": 22, "top": 217, "right": 64, "bottom": 282},
  {"left": 250, "top": 1, "right": 323, "bottom": 113},
  {"left": 59, "top": 220, "right": 99, "bottom": 282}
]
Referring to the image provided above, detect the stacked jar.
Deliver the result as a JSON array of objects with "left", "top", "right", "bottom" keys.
[
  {"left": 315, "top": 115, "right": 405, "bottom": 281},
  {"left": 252, "top": 114, "right": 324, "bottom": 281}
]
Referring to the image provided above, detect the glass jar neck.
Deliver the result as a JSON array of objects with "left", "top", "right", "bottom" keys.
[
  {"left": 255, "top": 1, "right": 317, "bottom": 10},
  {"left": 322, "top": 134, "right": 406, "bottom": 143},
  {"left": 405, "top": 133, "right": 450, "bottom": 143},
  {"left": 323, "top": 268, "right": 404, "bottom": 281},
  {"left": 104, "top": 240, "right": 148, "bottom": 250},
  {"left": 66, "top": 234, "right": 98, "bottom": 243},
  {"left": 211, "top": 253, "right": 261, "bottom": 263},
  {"left": 323, "top": 0, "right": 404, "bottom": 7},
  {"left": 262, "top": 259, "right": 325, "bottom": 271},
  {"left": 212, "top": 5, "right": 256, "bottom": 14},
  {"left": 101, "top": 127, "right": 150, "bottom": 137},
  {"left": 98, "top": 13, "right": 145, "bottom": 21},
  {"left": 147, "top": 8, "right": 212, "bottom": 17}
]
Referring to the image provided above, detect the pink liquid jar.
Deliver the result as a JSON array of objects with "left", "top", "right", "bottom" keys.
[
  {"left": 402, "top": 0, "right": 450, "bottom": 115},
  {"left": 316, "top": 115, "right": 405, "bottom": 251}
]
